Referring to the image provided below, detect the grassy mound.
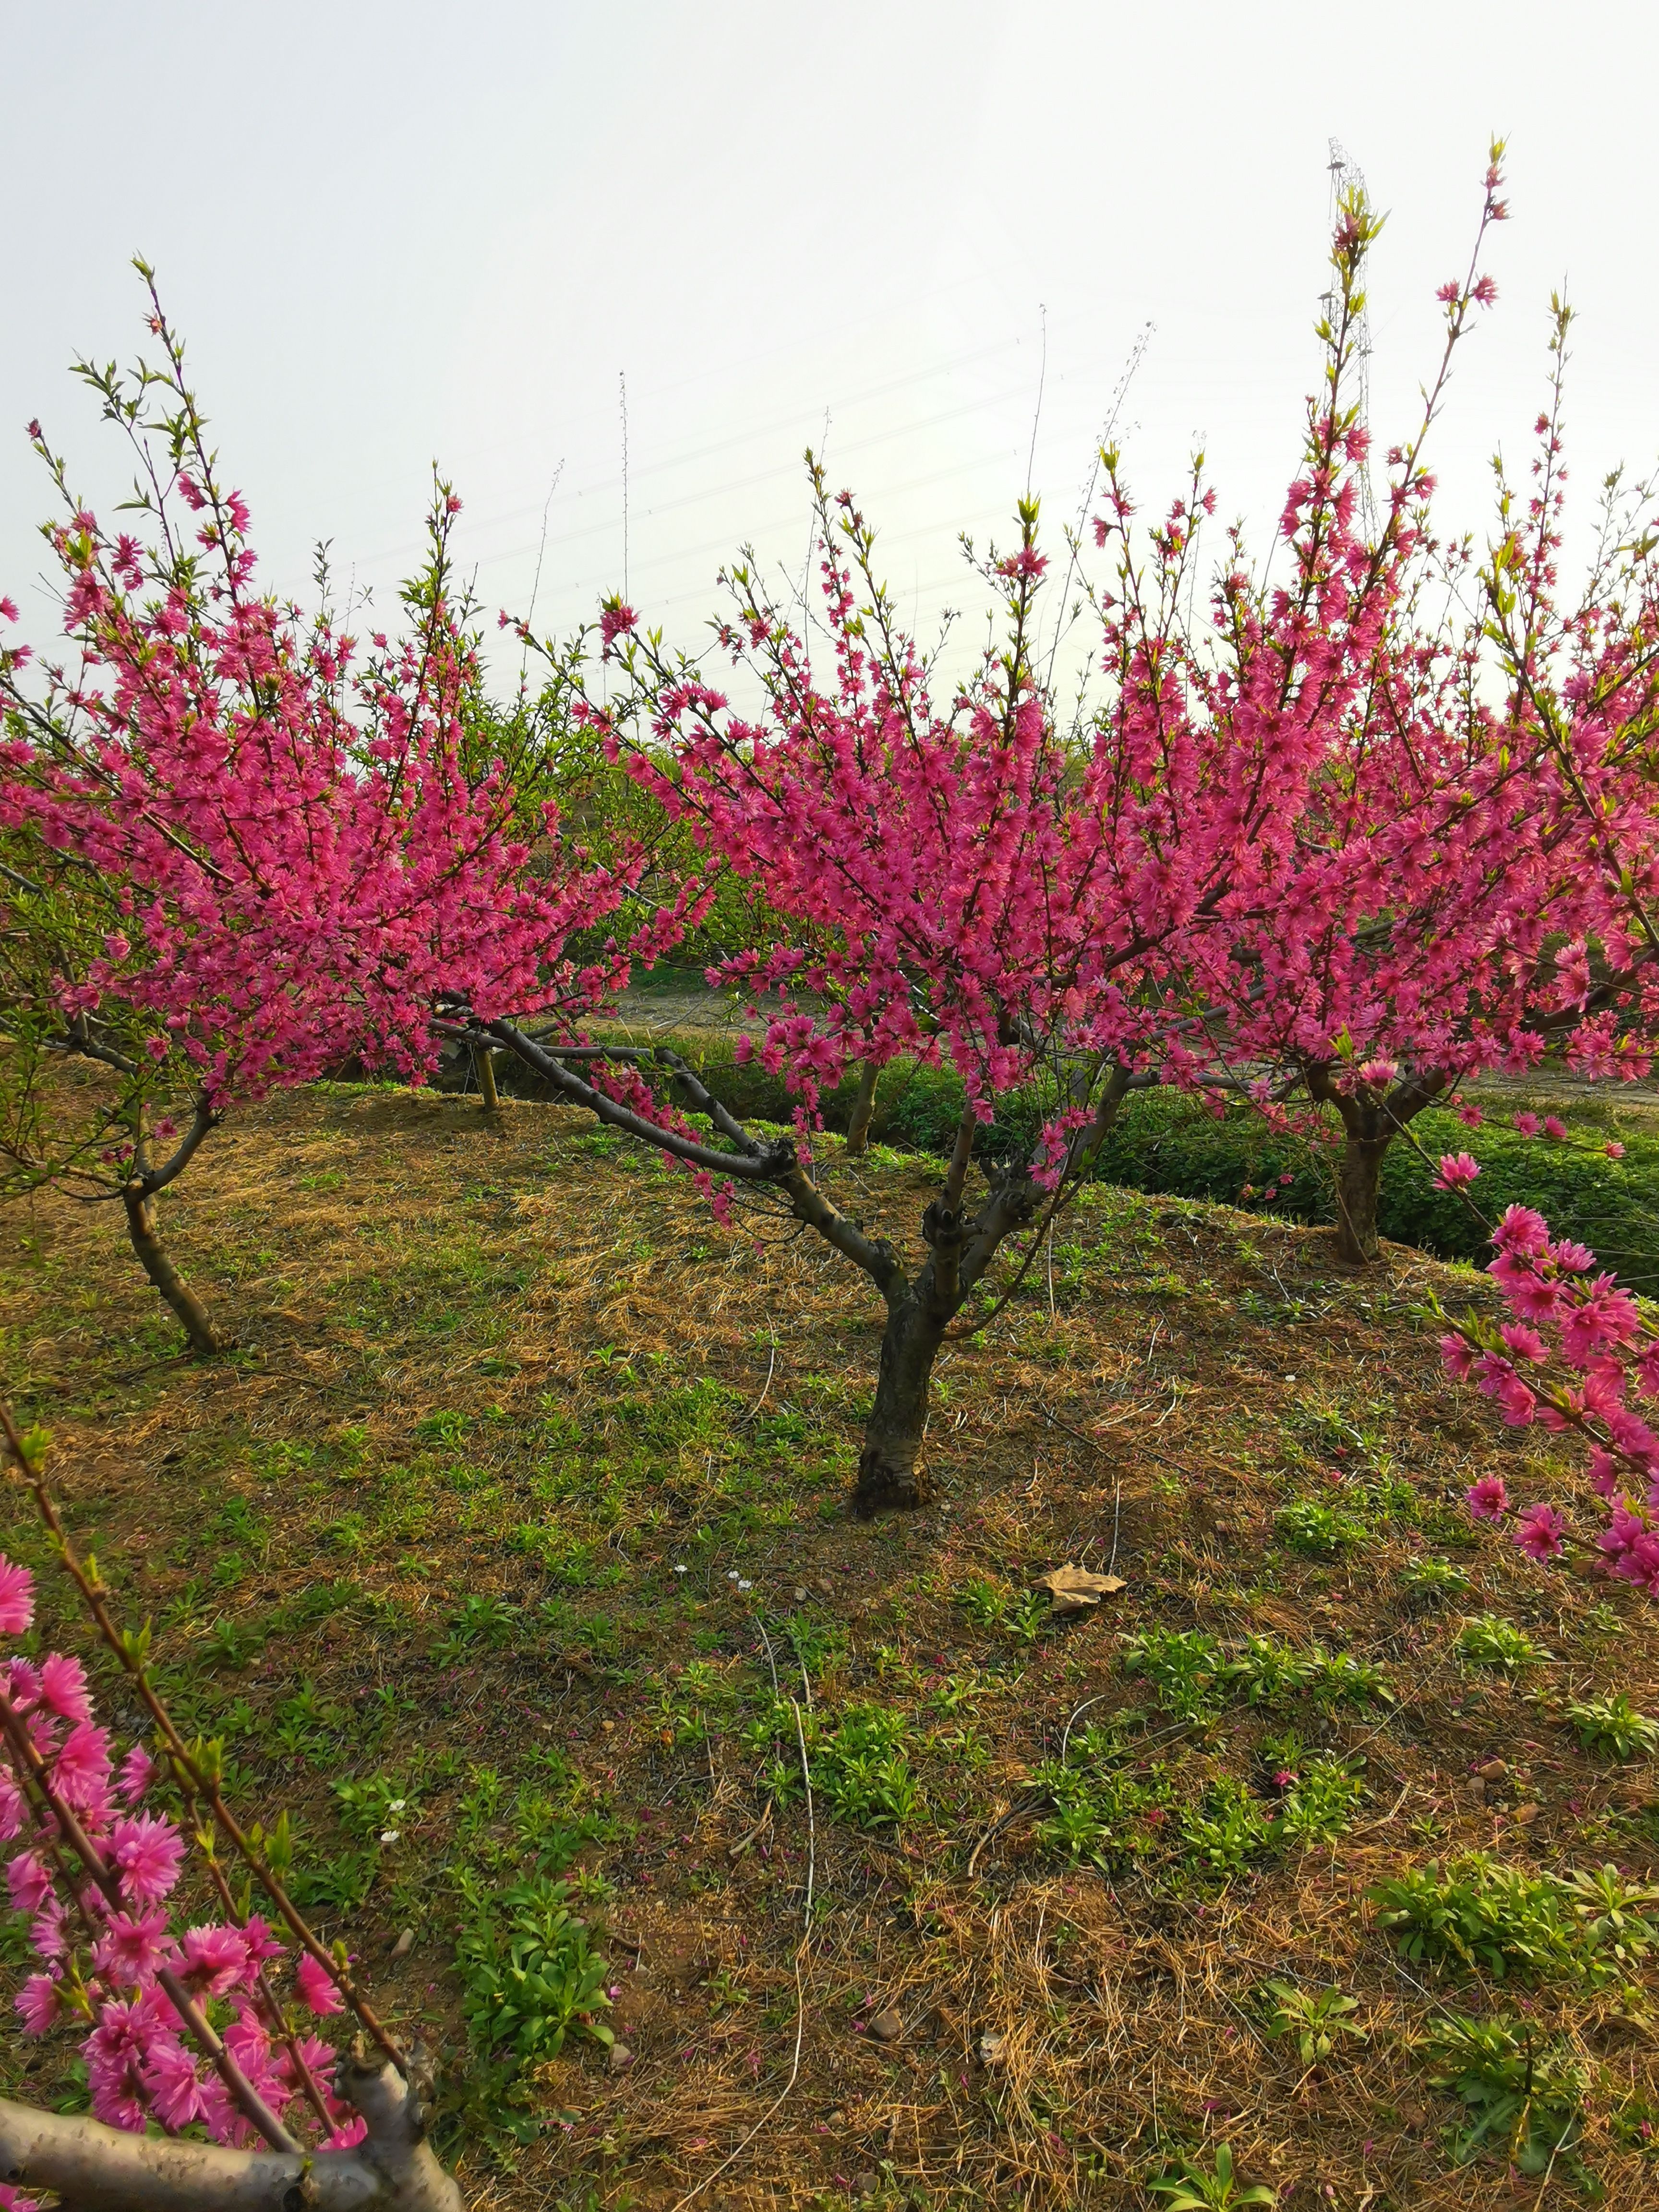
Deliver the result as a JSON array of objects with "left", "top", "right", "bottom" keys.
[{"left": 4, "top": 1084, "right": 1656, "bottom": 2208}]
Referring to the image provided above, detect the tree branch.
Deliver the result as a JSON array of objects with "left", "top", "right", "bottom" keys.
[
  {"left": 486, "top": 1019, "right": 795, "bottom": 1182},
  {"left": 0, "top": 2057, "right": 463, "bottom": 2212}
]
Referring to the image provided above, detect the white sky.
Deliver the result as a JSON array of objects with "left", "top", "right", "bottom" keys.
[{"left": 2, "top": 1, "right": 1653, "bottom": 698}]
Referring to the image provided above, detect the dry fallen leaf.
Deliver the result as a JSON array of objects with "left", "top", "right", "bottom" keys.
[{"left": 1035, "top": 1563, "right": 1127, "bottom": 1612}]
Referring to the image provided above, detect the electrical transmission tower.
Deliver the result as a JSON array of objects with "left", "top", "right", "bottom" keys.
[{"left": 1324, "top": 137, "right": 1378, "bottom": 540}]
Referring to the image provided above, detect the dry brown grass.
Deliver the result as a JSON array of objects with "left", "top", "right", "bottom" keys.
[{"left": 1, "top": 1078, "right": 1657, "bottom": 2210}]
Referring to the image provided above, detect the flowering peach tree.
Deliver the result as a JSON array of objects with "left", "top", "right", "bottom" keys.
[{"left": 0, "top": 272, "right": 643, "bottom": 1352}]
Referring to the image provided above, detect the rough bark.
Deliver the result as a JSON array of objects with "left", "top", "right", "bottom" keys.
[
  {"left": 0, "top": 2057, "right": 463, "bottom": 2212},
  {"left": 853, "top": 1287, "right": 948, "bottom": 1514},
  {"left": 120, "top": 1182, "right": 222, "bottom": 1355},
  {"left": 1333, "top": 1131, "right": 1388, "bottom": 1263},
  {"left": 844, "top": 1060, "right": 879, "bottom": 1157},
  {"left": 1306, "top": 1062, "right": 1449, "bottom": 1266}
]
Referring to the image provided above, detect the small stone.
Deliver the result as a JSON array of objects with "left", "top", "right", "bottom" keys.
[
  {"left": 855, "top": 2174, "right": 880, "bottom": 2199},
  {"left": 1467, "top": 1778, "right": 1486, "bottom": 1801},
  {"left": 866, "top": 2007, "right": 903, "bottom": 2043},
  {"left": 1513, "top": 1802, "right": 1540, "bottom": 1826},
  {"left": 1477, "top": 1758, "right": 1507, "bottom": 1781},
  {"left": 389, "top": 1927, "right": 414, "bottom": 1960},
  {"left": 608, "top": 2041, "right": 634, "bottom": 2073},
  {"left": 794, "top": 1587, "right": 808, "bottom": 1602},
  {"left": 976, "top": 2029, "right": 1007, "bottom": 2065},
  {"left": 601, "top": 1720, "right": 615, "bottom": 1733},
  {"left": 817, "top": 1577, "right": 835, "bottom": 1596}
]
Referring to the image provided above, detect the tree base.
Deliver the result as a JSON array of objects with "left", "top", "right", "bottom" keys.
[{"left": 851, "top": 1448, "right": 930, "bottom": 1517}]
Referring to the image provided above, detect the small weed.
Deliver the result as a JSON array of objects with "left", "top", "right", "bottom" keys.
[
  {"left": 1274, "top": 1499, "right": 1366, "bottom": 1556},
  {"left": 813, "top": 1704, "right": 917, "bottom": 1831},
  {"left": 200, "top": 1615, "right": 263, "bottom": 1671},
  {"left": 958, "top": 1574, "right": 1046, "bottom": 1645},
  {"left": 1258, "top": 1979, "right": 1366, "bottom": 2066},
  {"left": 1399, "top": 1556, "right": 1473, "bottom": 1607},
  {"left": 1457, "top": 1613, "right": 1548, "bottom": 1672},
  {"left": 333, "top": 1773, "right": 417, "bottom": 1843},
  {"left": 1148, "top": 2141, "right": 1277, "bottom": 2209},
  {"left": 1179, "top": 1776, "right": 1281, "bottom": 1881},
  {"left": 1427, "top": 2013, "right": 1587, "bottom": 2179},
  {"left": 1565, "top": 1691, "right": 1659, "bottom": 1760},
  {"left": 433, "top": 1594, "right": 522, "bottom": 1661},
  {"left": 416, "top": 1409, "right": 469, "bottom": 1447},
  {"left": 1279, "top": 1756, "right": 1364, "bottom": 1844},
  {"left": 457, "top": 1871, "right": 613, "bottom": 2067},
  {"left": 1370, "top": 1853, "right": 1655, "bottom": 1986},
  {"left": 1033, "top": 1756, "right": 1170, "bottom": 1872},
  {"left": 1122, "top": 1628, "right": 1225, "bottom": 1722}
]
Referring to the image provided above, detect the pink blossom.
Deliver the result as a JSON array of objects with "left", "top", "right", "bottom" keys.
[
  {"left": 145, "top": 2038, "right": 212, "bottom": 2130},
  {"left": 1499, "top": 1322, "right": 1547, "bottom": 1364},
  {"left": 1512, "top": 1112, "right": 1541, "bottom": 1137},
  {"left": 93, "top": 1906, "right": 170, "bottom": 1986},
  {"left": 37, "top": 1654, "right": 91, "bottom": 1722},
  {"left": 108, "top": 1813, "right": 184, "bottom": 1903},
  {"left": 296, "top": 1949, "right": 346, "bottom": 2016},
  {"left": 1512, "top": 1503, "right": 1566, "bottom": 1562},
  {"left": 1433, "top": 1152, "right": 1480, "bottom": 1190},
  {"left": 174, "top": 1923, "right": 252, "bottom": 1997},
  {"left": 1439, "top": 1332, "right": 1476, "bottom": 1381},
  {"left": 1606, "top": 1141, "right": 1626, "bottom": 1159},
  {"left": 0, "top": 1559, "right": 35, "bottom": 1636},
  {"left": 1458, "top": 1105, "right": 1484, "bottom": 1127},
  {"left": 600, "top": 602, "right": 638, "bottom": 647},
  {"left": 1588, "top": 1448, "right": 1623, "bottom": 1500},
  {"left": 1543, "top": 1116, "right": 1568, "bottom": 1141},
  {"left": 51, "top": 1719, "right": 113, "bottom": 1815},
  {"left": 117, "top": 1744, "right": 155, "bottom": 1804},
  {"left": 1467, "top": 1474, "right": 1510, "bottom": 1522},
  {"left": 1605, "top": 1406, "right": 1659, "bottom": 1472},
  {"left": 325, "top": 2116, "right": 369, "bottom": 2150},
  {"left": 14, "top": 1973, "right": 61, "bottom": 2036},
  {"left": 1560, "top": 1277, "right": 1643, "bottom": 1366},
  {"left": 5, "top": 1851, "right": 52, "bottom": 1917},
  {"left": 0, "top": 1776, "right": 24, "bottom": 1842},
  {"left": 1493, "top": 1206, "right": 1551, "bottom": 1256}
]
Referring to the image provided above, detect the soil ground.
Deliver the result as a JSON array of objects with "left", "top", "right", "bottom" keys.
[{"left": 1, "top": 1081, "right": 1657, "bottom": 2210}]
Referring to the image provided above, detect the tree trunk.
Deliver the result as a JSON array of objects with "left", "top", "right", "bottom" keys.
[
  {"left": 121, "top": 1184, "right": 223, "bottom": 1355},
  {"left": 475, "top": 1043, "right": 501, "bottom": 1111},
  {"left": 1333, "top": 1130, "right": 1389, "bottom": 1263},
  {"left": 844, "top": 1059, "right": 879, "bottom": 1157},
  {"left": 854, "top": 1288, "right": 948, "bottom": 1515}
]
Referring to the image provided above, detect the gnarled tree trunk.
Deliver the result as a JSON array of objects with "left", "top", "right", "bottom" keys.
[
  {"left": 121, "top": 1181, "right": 222, "bottom": 1355},
  {"left": 1306, "top": 1062, "right": 1449, "bottom": 1265}
]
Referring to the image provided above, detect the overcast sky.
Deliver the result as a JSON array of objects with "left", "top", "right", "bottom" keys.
[{"left": 2, "top": 2, "right": 1651, "bottom": 695}]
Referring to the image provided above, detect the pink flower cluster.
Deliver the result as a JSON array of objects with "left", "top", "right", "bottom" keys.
[
  {"left": 1442, "top": 1205, "right": 1659, "bottom": 1591},
  {"left": 0, "top": 1553, "right": 359, "bottom": 2150}
]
